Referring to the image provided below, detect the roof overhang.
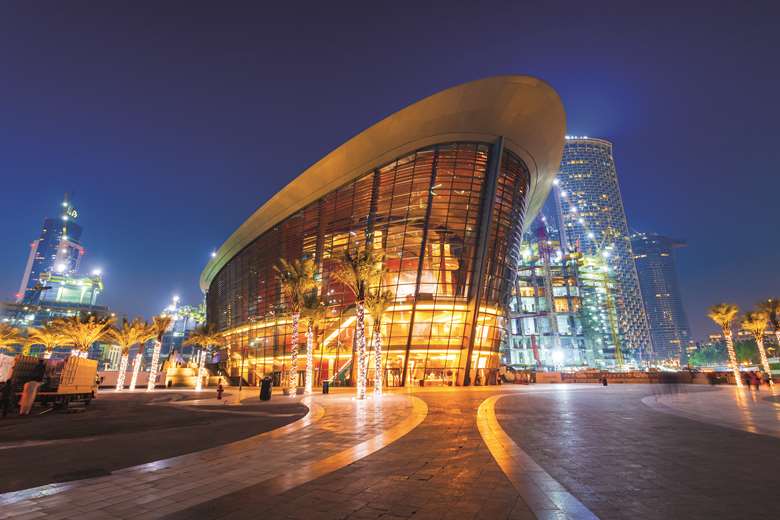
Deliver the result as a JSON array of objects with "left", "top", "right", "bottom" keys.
[{"left": 200, "top": 75, "right": 566, "bottom": 292}]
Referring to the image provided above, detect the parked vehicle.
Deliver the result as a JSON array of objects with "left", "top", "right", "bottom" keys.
[{"left": 10, "top": 355, "right": 98, "bottom": 410}]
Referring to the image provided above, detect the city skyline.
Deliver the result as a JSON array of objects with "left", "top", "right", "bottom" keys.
[{"left": 1, "top": 3, "right": 778, "bottom": 339}]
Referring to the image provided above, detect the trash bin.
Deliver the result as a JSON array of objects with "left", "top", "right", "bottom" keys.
[
  {"left": 322, "top": 380, "right": 329, "bottom": 394},
  {"left": 260, "top": 377, "right": 272, "bottom": 401}
]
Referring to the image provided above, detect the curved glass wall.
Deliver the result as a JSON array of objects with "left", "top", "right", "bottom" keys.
[{"left": 207, "top": 141, "right": 530, "bottom": 386}]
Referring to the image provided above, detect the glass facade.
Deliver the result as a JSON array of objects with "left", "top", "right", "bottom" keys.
[
  {"left": 206, "top": 142, "right": 530, "bottom": 387},
  {"left": 631, "top": 232, "right": 691, "bottom": 362},
  {"left": 556, "top": 137, "right": 652, "bottom": 361}
]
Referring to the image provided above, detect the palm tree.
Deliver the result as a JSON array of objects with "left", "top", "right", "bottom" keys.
[
  {"left": 106, "top": 318, "right": 147, "bottom": 391},
  {"left": 128, "top": 321, "right": 154, "bottom": 391},
  {"left": 757, "top": 298, "right": 780, "bottom": 356},
  {"left": 707, "top": 303, "right": 743, "bottom": 388},
  {"left": 0, "top": 323, "right": 24, "bottom": 354},
  {"left": 365, "top": 289, "right": 393, "bottom": 397},
  {"left": 274, "top": 257, "right": 317, "bottom": 396},
  {"left": 742, "top": 311, "right": 774, "bottom": 386},
  {"left": 301, "top": 292, "right": 327, "bottom": 394},
  {"left": 332, "top": 247, "right": 384, "bottom": 399},
  {"left": 26, "top": 323, "right": 70, "bottom": 359},
  {"left": 184, "top": 324, "right": 225, "bottom": 391},
  {"left": 54, "top": 315, "right": 113, "bottom": 358},
  {"left": 146, "top": 315, "right": 173, "bottom": 392}
]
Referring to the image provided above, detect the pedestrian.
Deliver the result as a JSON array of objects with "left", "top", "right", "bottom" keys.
[
  {"left": 1, "top": 379, "right": 14, "bottom": 418},
  {"left": 601, "top": 376, "right": 608, "bottom": 387},
  {"left": 216, "top": 380, "right": 224, "bottom": 400}
]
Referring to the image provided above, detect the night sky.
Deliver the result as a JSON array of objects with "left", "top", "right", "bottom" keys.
[{"left": 1, "top": 1, "right": 778, "bottom": 339}]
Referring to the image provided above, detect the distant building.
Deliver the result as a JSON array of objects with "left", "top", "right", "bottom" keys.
[
  {"left": 631, "top": 232, "right": 692, "bottom": 362},
  {"left": 159, "top": 297, "right": 203, "bottom": 361},
  {"left": 2, "top": 194, "right": 110, "bottom": 330},
  {"left": 18, "top": 195, "right": 85, "bottom": 304},
  {"left": 556, "top": 136, "right": 653, "bottom": 362}
]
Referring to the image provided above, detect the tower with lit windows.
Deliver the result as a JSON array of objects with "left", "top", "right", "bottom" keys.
[
  {"left": 631, "top": 232, "right": 691, "bottom": 362},
  {"left": 555, "top": 137, "right": 653, "bottom": 362},
  {"left": 18, "top": 195, "right": 86, "bottom": 304}
]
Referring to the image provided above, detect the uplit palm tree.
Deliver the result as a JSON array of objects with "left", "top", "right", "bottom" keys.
[
  {"left": 184, "top": 324, "right": 225, "bottom": 391},
  {"left": 365, "top": 289, "right": 393, "bottom": 397},
  {"left": 274, "top": 257, "right": 317, "bottom": 396},
  {"left": 146, "top": 315, "right": 173, "bottom": 392},
  {"left": 742, "top": 311, "right": 774, "bottom": 386},
  {"left": 0, "top": 323, "right": 24, "bottom": 354},
  {"left": 128, "top": 321, "right": 155, "bottom": 391},
  {"left": 55, "top": 315, "right": 113, "bottom": 358},
  {"left": 106, "top": 318, "right": 147, "bottom": 391},
  {"left": 757, "top": 298, "right": 780, "bottom": 356},
  {"left": 26, "top": 323, "right": 70, "bottom": 359},
  {"left": 707, "top": 303, "right": 743, "bottom": 388},
  {"left": 301, "top": 292, "right": 327, "bottom": 394},
  {"left": 332, "top": 247, "right": 384, "bottom": 399}
]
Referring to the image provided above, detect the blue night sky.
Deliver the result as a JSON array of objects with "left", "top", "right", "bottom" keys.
[{"left": 1, "top": 1, "right": 778, "bottom": 339}]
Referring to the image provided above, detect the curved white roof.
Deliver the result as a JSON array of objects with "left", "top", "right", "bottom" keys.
[{"left": 201, "top": 75, "right": 566, "bottom": 291}]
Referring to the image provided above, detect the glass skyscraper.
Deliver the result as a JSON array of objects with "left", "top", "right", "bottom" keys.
[
  {"left": 18, "top": 195, "right": 84, "bottom": 304},
  {"left": 556, "top": 137, "right": 653, "bottom": 361},
  {"left": 631, "top": 232, "right": 691, "bottom": 362}
]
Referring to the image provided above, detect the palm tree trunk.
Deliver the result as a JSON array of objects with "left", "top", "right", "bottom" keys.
[
  {"left": 146, "top": 340, "right": 162, "bottom": 392},
  {"left": 356, "top": 302, "right": 367, "bottom": 399},
  {"left": 288, "top": 312, "right": 299, "bottom": 396},
  {"left": 724, "top": 331, "right": 743, "bottom": 388},
  {"left": 195, "top": 348, "right": 207, "bottom": 391},
  {"left": 129, "top": 351, "right": 143, "bottom": 391},
  {"left": 305, "top": 323, "right": 314, "bottom": 394},
  {"left": 755, "top": 337, "right": 774, "bottom": 386},
  {"left": 116, "top": 353, "right": 129, "bottom": 391},
  {"left": 373, "top": 323, "right": 382, "bottom": 397}
]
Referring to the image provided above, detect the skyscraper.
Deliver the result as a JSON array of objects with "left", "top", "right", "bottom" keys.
[
  {"left": 18, "top": 195, "right": 84, "bottom": 304},
  {"left": 556, "top": 137, "right": 653, "bottom": 361},
  {"left": 631, "top": 232, "right": 692, "bottom": 362}
]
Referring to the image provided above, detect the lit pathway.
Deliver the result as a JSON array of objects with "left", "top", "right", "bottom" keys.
[
  {"left": 496, "top": 385, "right": 780, "bottom": 519},
  {"left": 641, "top": 385, "right": 780, "bottom": 437},
  {"left": 0, "top": 393, "right": 426, "bottom": 519},
  {"left": 167, "top": 386, "right": 600, "bottom": 520}
]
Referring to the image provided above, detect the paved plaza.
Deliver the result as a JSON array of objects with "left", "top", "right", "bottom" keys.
[{"left": 0, "top": 384, "right": 778, "bottom": 519}]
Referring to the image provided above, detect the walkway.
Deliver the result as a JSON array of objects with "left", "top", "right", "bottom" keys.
[
  {"left": 496, "top": 385, "right": 780, "bottom": 519},
  {"left": 167, "top": 387, "right": 597, "bottom": 520},
  {"left": 641, "top": 385, "right": 780, "bottom": 437},
  {"left": 0, "top": 393, "right": 426, "bottom": 519},
  {"left": 3, "top": 385, "right": 778, "bottom": 519}
]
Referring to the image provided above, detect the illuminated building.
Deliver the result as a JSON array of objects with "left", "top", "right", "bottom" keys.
[
  {"left": 505, "top": 192, "right": 622, "bottom": 369},
  {"left": 201, "top": 76, "right": 565, "bottom": 387},
  {"left": 3, "top": 194, "right": 110, "bottom": 331},
  {"left": 556, "top": 137, "right": 653, "bottom": 362},
  {"left": 631, "top": 232, "right": 692, "bottom": 362},
  {"left": 506, "top": 196, "right": 591, "bottom": 368},
  {"left": 18, "top": 195, "right": 84, "bottom": 304}
]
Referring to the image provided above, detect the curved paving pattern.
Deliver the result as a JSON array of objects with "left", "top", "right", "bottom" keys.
[
  {"left": 641, "top": 386, "right": 780, "bottom": 437},
  {"left": 495, "top": 385, "right": 780, "bottom": 519},
  {"left": 478, "top": 394, "right": 597, "bottom": 519},
  {"left": 0, "top": 393, "right": 426, "bottom": 519},
  {"left": 171, "top": 387, "right": 582, "bottom": 520}
]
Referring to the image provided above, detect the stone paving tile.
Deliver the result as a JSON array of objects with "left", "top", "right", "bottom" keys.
[
  {"left": 496, "top": 385, "right": 780, "bottom": 519},
  {"left": 0, "top": 394, "right": 420, "bottom": 518},
  {"left": 167, "top": 388, "right": 533, "bottom": 520},
  {"left": 642, "top": 385, "right": 780, "bottom": 437}
]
